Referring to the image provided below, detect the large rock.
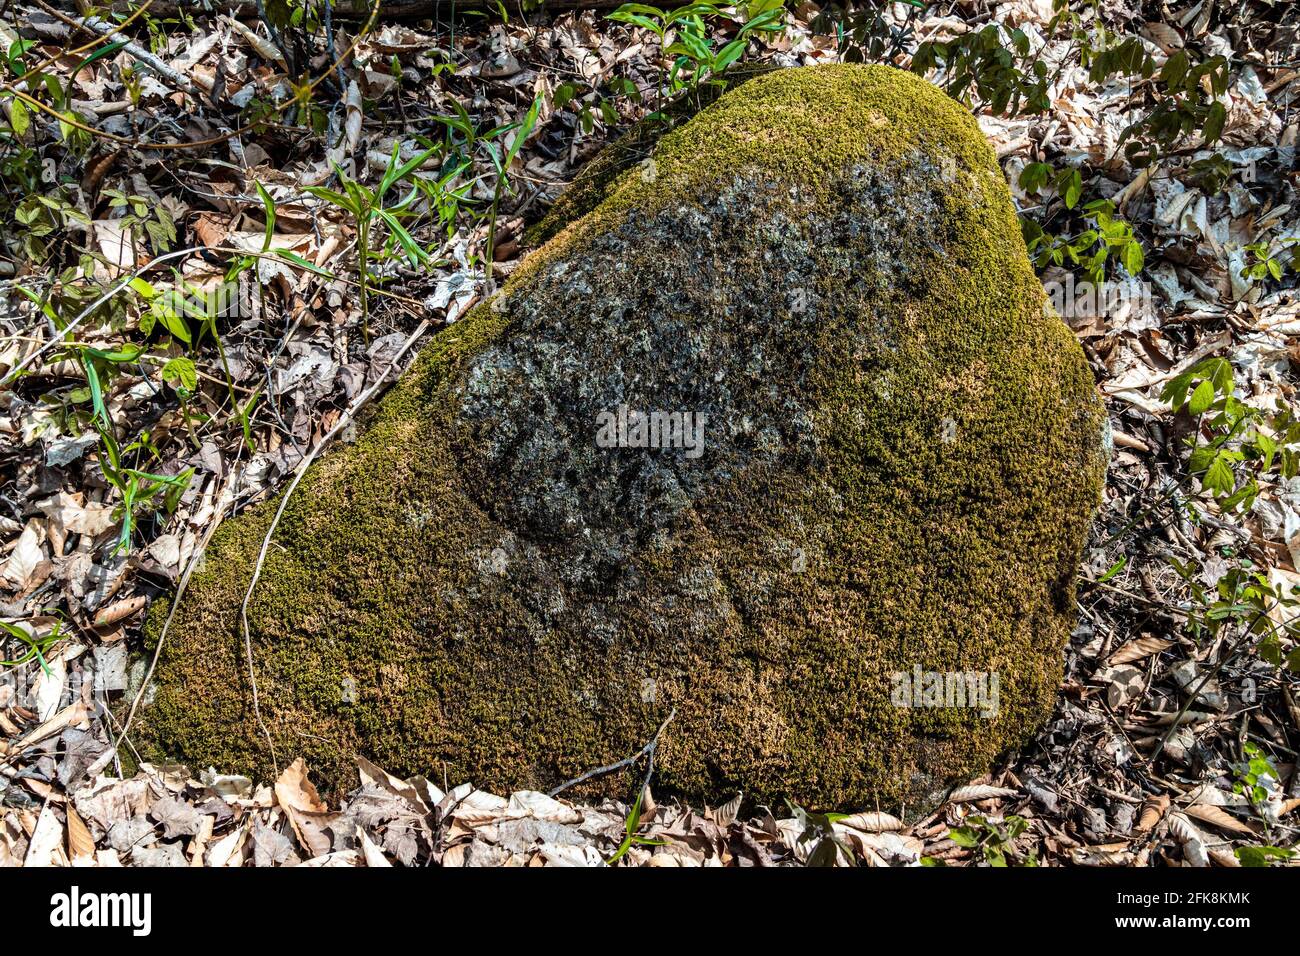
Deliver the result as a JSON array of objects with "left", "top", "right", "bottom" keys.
[{"left": 142, "top": 64, "right": 1106, "bottom": 811}]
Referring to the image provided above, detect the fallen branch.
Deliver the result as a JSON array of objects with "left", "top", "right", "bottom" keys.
[{"left": 80, "top": 14, "right": 217, "bottom": 99}]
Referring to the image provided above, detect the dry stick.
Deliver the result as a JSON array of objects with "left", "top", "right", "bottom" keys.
[
  {"left": 547, "top": 708, "right": 676, "bottom": 798},
  {"left": 236, "top": 317, "right": 430, "bottom": 775},
  {"left": 79, "top": 14, "right": 216, "bottom": 100}
]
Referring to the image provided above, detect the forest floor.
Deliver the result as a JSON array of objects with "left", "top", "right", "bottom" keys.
[{"left": 1, "top": 0, "right": 1299, "bottom": 866}]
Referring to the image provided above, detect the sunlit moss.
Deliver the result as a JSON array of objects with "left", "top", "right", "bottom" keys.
[{"left": 139, "top": 64, "right": 1105, "bottom": 812}]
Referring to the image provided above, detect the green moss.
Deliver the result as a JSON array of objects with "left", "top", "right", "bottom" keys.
[{"left": 137, "top": 64, "right": 1105, "bottom": 812}]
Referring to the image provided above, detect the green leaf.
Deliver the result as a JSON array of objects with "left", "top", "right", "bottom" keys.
[
  {"left": 1203, "top": 453, "right": 1235, "bottom": 496},
  {"left": 74, "top": 39, "right": 129, "bottom": 73},
  {"left": 1235, "top": 845, "right": 1293, "bottom": 867},
  {"left": 1188, "top": 379, "right": 1215, "bottom": 416},
  {"left": 161, "top": 356, "right": 197, "bottom": 392},
  {"left": 1203, "top": 101, "right": 1227, "bottom": 143},
  {"left": 503, "top": 96, "right": 543, "bottom": 176},
  {"left": 80, "top": 354, "right": 110, "bottom": 426},
  {"left": 254, "top": 181, "right": 276, "bottom": 253},
  {"left": 304, "top": 185, "right": 358, "bottom": 216},
  {"left": 150, "top": 298, "right": 191, "bottom": 345},
  {"left": 1097, "top": 556, "right": 1127, "bottom": 583},
  {"left": 949, "top": 827, "right": 980, "bottom": 848},
  {"left": 1121, "top": 239, "right": 1144, "bottom": 276},
  {"left": 1060, "top": 168, "right": 1082, "bottom": 209},
  {"left": 129, "top": 276, "right": 157, "bottom": 299},
  {"left": 9, "top": 96, "right": 29, "bottom": 137},
  {"left": 273, "top": 249, "right": 337, "bottom": 278}
]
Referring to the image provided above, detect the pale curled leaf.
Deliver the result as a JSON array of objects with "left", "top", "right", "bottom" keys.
[
  {"left": 836, "top": 811, "right": 904, "bottom": 833},
  {"left": 1107, "top": 635, "right": 1173, "bottom": 666},
  {"left": 710, "top": 792, "right": 742, "bottom": 828},
  {"left": 1070, "top": 842, "right": 1135, "bottom": 866},
  {"left": 947, "top": 785, "right": 1019, "bottom": 804},
  {"left": 357, "top": 826, "right": 391, "bottom": 867},
  {"left": 1183, "top": 803, "right": 1258, "bottom": 836},
  {"left": 1166, "top": 812, "right": 1209, "bottom": 867}
]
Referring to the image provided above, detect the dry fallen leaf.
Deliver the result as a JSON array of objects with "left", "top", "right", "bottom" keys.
[
  {"left": 1107, "top": 635, "right": 1173, "bottom": 667},
  {"left": 1136, "top": 793, "right": 1171, "bottom": 833},
  {"left": 1184, "top": 803, "right": 1259, "bottom": 836},
  {"left": 357, "top": 826, "right": 391, "bottom": 868},
  {"left": 836, "top": 811, "right": 904, "bottom": 833},
  {"left": 948, "top": 785, "right": 1020, "bottom": 804},
  {"left": 65, "top": 803, "right": 95, "bottom": 863},
  {"left": 24, "top": 802, "right": 64, "bottom": 868}
]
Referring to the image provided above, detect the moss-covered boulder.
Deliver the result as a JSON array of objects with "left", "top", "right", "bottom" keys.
[{"left": 142, "top": 63, "right": 1106, "bottom": 811}]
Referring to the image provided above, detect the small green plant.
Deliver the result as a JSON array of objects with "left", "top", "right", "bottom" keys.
[
  {"left": 949, "top": 814, "right": 1037, "bottom": 866},
  {"left": 1119, "top": 49, "right": 1230, "bottom": 168},
  {"left": 1167, "top": 558, "right": 1300, "bottom": 671},
  {"left": 607, "top": 2, "right": 784, "bottom": 115},
  {"left": 304, "top": 143, "right": 442, "bottom": 337},
  {"left": 553, "top": 77, "right": 640, "bottom": 134},
  {"left": 1162, "top": 358, "right": 1300, "bottom": 513},
  {"left": 811, "top": 0, "right": 928, "bottom": 64},
  {"left": 1241, "top": 240, "right": 1297, "bottom": 285},
  {"left": 101, "top": 187, "right": 177, "bottom": 259},
  {"left": 1230, "top": 743, "right": 1293, "bottom": 851},
  {"left": 0, "top": 620, "right": 64, "bottom": 673},
  {"left": 1021, "top": 195, "right": 1144, "bottom": 285},
  {"left": 1234, "top": 742, "right": 1283, "bottom": 814},
  {"left": 12, "top": 188, "right": 91, "bottom": 264},
  {"left": 15, "top": 280, "right": 199, "bottom": 553},
  {"left": 94, "top": 421, "right": 195, "bottom": 555},
  {"left": 478, "top": 96, "right": 541, "bottom": 283},
  {"left": 428, "top": 98, "right": 541, "bottom": 281},
  {"left": 606, "top": 787, "right": 667, "bottom": 864},
  {"left": 914, "top": 21, "right": 1053, "bottom": 117},
  {"left": 903, "top": 0, "right": 1234, "bottom": 170}
]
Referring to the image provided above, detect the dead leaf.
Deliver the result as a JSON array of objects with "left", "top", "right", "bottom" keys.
[
  {"left": 1108, "top": 635, "right": 1173, "bottom": 667},
  {"left": 1184, "top": 803, "right": 1259, "bottom": 836},
  {"left": 65, "top": 804, "right": 94, "bottom": 862}
]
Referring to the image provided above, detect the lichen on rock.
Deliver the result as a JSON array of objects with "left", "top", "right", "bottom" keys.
[{"left": 139, "top": 63, "right": 1107, "bottom": 812}]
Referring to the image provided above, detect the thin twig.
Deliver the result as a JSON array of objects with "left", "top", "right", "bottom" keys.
[
  {"left": 116, "top": 466, "right": 243, "bottom": 752},
  {"left": 548, "top": 708, "right": 676, "bottom": 798}
]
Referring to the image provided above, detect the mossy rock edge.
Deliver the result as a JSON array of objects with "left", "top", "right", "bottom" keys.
[{"left": 140, "top": 64, "right": 1107, "bottom": 813}]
